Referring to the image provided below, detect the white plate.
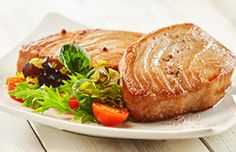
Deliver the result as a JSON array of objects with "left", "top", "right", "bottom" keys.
[{"left": 0, "top": 13, "right": 236, "bottom": 140}]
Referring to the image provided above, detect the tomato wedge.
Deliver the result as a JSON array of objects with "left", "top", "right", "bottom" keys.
[
  {"left": 92, "top": 102, "right": 129, "bottom": 126},
  {"left": 7, "top": 77, "right": 26, "bottom": 102},
  {"left": 68, "top": 97, "right": 80, "bottom": 109}
]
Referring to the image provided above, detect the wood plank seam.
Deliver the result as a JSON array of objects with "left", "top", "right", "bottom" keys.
[
  {"left": 200, "top": 138, "right": 215, "bottom": 152},
  {"left": 27, "top": 120, "right": 47, "bottom": 152}
]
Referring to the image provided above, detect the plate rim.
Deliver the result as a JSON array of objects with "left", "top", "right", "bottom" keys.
[{"left": 0, "top": 12, "right": 236, "bottom": 139}]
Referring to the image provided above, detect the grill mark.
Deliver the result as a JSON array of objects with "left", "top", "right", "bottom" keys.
[
  {"left": 76, "top": 37, "right": 112, "bottom": 46},
  {"left": 81, "top": 34, "right": 140, "bottom": 46},
  {"left": 166, "top": 44, "right": 186, "bottom": 93},
  {"left": 20, "top": 29, "right": 143, "bottom": 74},
  {"left": 136, "top": 36, "right": 184, "bottom": 95},
  {"left": 128, "top": 47, "right": 144, "bottom": 92},
  {"left": 149, "top": 42, "right": 171, "bottom": 90},
  {"left": 121, "top": 23, "right": 236, "bottom": 119},
  {"left": 80, "top": 40, "right": 130, "bottom": 51},
  {"left": 44, "top": 37, "right": 77, "bottom": 56},
  {"left": 150, "top": 65, "right": 165, "bottom": 89},
  {"left": 33, "top": 34, "right": 73, "bottom": 48},
  {"left": 148, "top": 36, "right": 186, "bottom": 95},
  {"left": 143, "top": 39, "right": 161, "bottom": 91},
  {"left": 181, "top": 70, "right": 192, "bottom": 89},
  {"left": 227, "top": 59, "right": 236, "bottom": 69},
  {"left": 157, "top": 43, "right": 177, "bottom": 95},
  {"left": 172, "top": 76, "right": 186, "bottom": 93},
  {"left": 149, "top": 39, "right": 169, "bottom": 88},
  {"left": 25, "top": 30, "right": 140, "bottom": 55},
  {"left": 133, "top": 44, "right": 148, "bottom": 91},
  {"left": 156, "top": 41, "right": 177, "bottom": 95},
  {"left": 169, "top": 42, "right": 178, "bottom": 55},
  {"left": 158, "top": 67, "right": 176, "bottom": 95},
  {"left": 192, "top": 40, "right": 213, "bottom": 84},
  {"left": 182, "top": 28, "right": 210, "bottom": 85},
  {"left": 147, "top": 38, "right": 172, "bottom": 92},
  {"left": 188, "top": 40, "right": 213, "bottom": 72}
]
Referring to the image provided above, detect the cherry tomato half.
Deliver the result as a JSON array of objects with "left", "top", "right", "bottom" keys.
[
  {"left": 8, "top": 77, "right": 26, "bottom": 103},
  {"left": 92, "top": 102, "right": 129, "bottom": 127},
  {"left": 68, "top": 97, "right": 80, "bottom": 109}
]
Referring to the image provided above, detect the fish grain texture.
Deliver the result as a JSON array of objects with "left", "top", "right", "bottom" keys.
[
  {"left": 1, "top": 0, "right": 236, "bottom": 152},
  {"left": 17, "top": 29, "right": 142, "bottom": 71},
  {"left": 120, "top": 23, "right": 235, "bottom": 122}
]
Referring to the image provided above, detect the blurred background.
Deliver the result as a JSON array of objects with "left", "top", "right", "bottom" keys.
[{"left": 0, "top": 0, "right": 236, "bottom": 56}]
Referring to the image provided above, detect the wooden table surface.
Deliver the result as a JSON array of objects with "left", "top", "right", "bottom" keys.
[{"left": 0, "top": 0, "right": 236, "bottom": 151}]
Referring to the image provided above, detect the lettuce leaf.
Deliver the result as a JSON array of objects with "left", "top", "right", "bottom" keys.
[
  {"left": 59, "top": 44, "right": 90, "bottom": 75},
  {"left": 9, "top": 45, "right": 123, "bottom": 124},
  {"left": 72, "top": 61, "right": 123, "bottom": 108},
  {"left": 58, "top": 73, "right": 84, "bottom": 94},
  {"left": 9, "top": 82, "right": 97, "bottom": 123}
]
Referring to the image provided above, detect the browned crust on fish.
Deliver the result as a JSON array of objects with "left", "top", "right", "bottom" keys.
[
  {"left": 120, "top": 23, "right": 236, "bottom": 122},
  {"left": 17, "top": 29, "right": 143, "bottom": 72}
]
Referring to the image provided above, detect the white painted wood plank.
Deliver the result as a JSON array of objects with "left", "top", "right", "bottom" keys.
[
  {"left": 202, "top": 125, "right": 236, "bottom": 152},
  {"left": 0, "top": 112, "right": 44, "bottom": 152},
  {"left": 31, "top": 122, "right": 209, "bottom": 152}
]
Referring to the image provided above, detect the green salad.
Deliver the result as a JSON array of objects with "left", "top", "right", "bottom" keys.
[{"left": 7, "top": 44, "right": 129, "bottom": 126}]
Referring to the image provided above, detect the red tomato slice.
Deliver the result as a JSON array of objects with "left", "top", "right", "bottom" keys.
[
  {"left": 7, "top": 77, "right": 26, "bottom": 103},
  {"left": 68, "top": 97, "right": 80, "bottom": 109},
  {"left": 92, "top": 102, "right": 129, "bottom": 127}
]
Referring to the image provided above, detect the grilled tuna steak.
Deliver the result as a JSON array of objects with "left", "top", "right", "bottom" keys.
[
  {"left": 120, "top": 23, "right": 236, "bottom": 122},
  {"left": 17, "top": 29, "right": 143, "bottom": 72}
]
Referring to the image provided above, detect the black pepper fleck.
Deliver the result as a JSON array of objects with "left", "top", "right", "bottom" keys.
[
  {"left": 103, "top": 47, "right": 108, "bottom": 52},
  {"left": 61, "top": 29, "right": 67, "bottom": 34},
  {"left": 80, "top": 30, "right": 87, "bottom": 35},
  {"left": 175, "top": 71, "right": 180, "bottom": 77},
  {"left": 168, "top": 54, "right": 173, "bottom": 59},
  {"left": 162, "top": 58, "right": 169, "bottom": 62}
]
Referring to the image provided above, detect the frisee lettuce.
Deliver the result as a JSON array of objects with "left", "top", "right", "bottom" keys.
[
  {"left": 58, "top": 73, "right": 84, "bottom": 94},
  {"left": 76, "top": 61, "right": 123, "bottom": 107},
  {"left": 9, "top": 82, "right": 97, "bottom": 123},
  {"left": 9, "top": 44, "right": 124, "bottom": 124}
]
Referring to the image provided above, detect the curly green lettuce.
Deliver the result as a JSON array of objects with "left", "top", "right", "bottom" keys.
[{"left": 9, "top": 44, "right": 124, "bottom": 123}]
